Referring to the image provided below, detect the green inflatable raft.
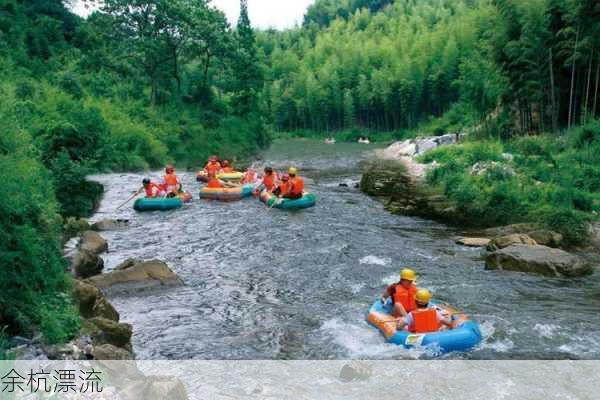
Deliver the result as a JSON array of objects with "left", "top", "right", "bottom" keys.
[{"left": 259, "top": 191, "right": 317, "bottom": 210}]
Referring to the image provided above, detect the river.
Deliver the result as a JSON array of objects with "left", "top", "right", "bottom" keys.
[{"left": 89, "top": 139, "right": 600, "bottom": 360}]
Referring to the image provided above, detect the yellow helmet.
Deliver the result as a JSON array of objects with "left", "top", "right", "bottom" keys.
[
  {"left": 400, "top": 268, "right": 416, "bottom": 282},
  {"left": 288, "top": 167, "right": 298, "bottom": 175},
  {"left": 415, "top": 289, "right": 432, "bottom": 305}
]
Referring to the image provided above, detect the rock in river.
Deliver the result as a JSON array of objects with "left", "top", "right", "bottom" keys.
[
  {"left": 79, "top": 230, "right": 108, "bottom": 254},
  {"left": 72, "top": 280, "right": 119, "bottom": 321},
  {"left": 486, "top": 234, "right": 537, "bottom": 252},
  {"left": 92, "top": 218, "right": 129, "bottom": 231},
  {"left": 485, "top": 244, "right": 593, "bottom": 277},
  {"left": 86, "top": 260, "right": 182, "bottom": 294},
  {"left": 88, "top": 317, "right": 133, "bottom": 349},
  {"left": 71, "top": 249, "right": 104, "bottom": 279},
  {"left": 93, "top": 344, "right": 133, "bottom": 360},
  {"left": 456, "top": 237, "right": 491, "bottom": 247}
]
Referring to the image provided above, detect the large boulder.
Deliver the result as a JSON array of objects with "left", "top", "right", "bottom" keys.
[
  {"left": 71, "top": 250, "right": 104, "bottom": 279},
  {"left": 72, "top": 280, "right": 119, "bottom": 321},
  {"left": 485, "top": 244, "right": 593, "bottom": 277},
  {"left": 92, "top": 219, "right": 129, "bottom": 231},
  {"left": 456, "top": 237, "right": 491, "bottom": 247},
  {"left": 63, "top": 217, "right": 91, "bottom": 242},
  {"left": 79, "top": 231, "right": 108, "bottom": 254},
  {"left": 487, "top": 234, "right": 537, "bottom": 252},
  {"left": 89, "top": 317, "right": 133, "bottom": 349},
  {"left": 93, "top": 344, "right": 133, "bottom": 360},
  {"left": 86, "top": 260, "right": 182, "bottom": 294},
  {"left": 528, "top": 230, "right": 563, "bottom": 248}
]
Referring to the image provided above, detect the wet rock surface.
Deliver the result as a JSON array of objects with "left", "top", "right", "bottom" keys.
[
  {"left": 86, "top": 260, "right": 182, "bottom": 294},
  {"left": 79, "top": 230, "right": 108, "bottom": 254}
]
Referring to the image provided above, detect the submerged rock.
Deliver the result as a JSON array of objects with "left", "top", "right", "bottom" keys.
[
  {"left": 456, "top": 237, "right": 491, "bottom": 247},
  {"left": 92, "top": 218, "right": 129, "bottom": 231},
  {"left": 487, "top": 234, "right": 537, "bottom": 252},
  {"left": 485, "top": 244, "right": 593, "bottom": 277},
  {"left": 86, "top": 260, "right": 182, "bottom": 294},
  {"left": 339, "top": 361, "right": 373, "bottom": 382},
  {"left": 79, "top": 230, "right": 108, "bottom": 254},
  {"left": 71, "top": 249, "right": 104, "bottom": 279}
]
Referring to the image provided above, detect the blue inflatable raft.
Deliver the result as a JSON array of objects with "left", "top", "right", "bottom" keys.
[
  {"left": 367, "top": 299, "right": 482, "bottom": 354},
  {"left": 133, "top": 197, "right": 184, "bottom": 212}
]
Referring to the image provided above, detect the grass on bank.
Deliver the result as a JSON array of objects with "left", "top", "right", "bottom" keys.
[{"left": 417, "top": 119, "right": 600, "bottom": 245}]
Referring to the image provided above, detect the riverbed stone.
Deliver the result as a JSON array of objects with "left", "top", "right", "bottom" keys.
[
  {"left": 485, "top": 244, "right": 593, "bottom": 277},
  {"left": 120, "top": 376, "right": 189, "bottom": 400},
  {"left": 93, "top": 344, "right": 133, "bottom": 360},
  {"left": 456, "top": 237, "right": 491, "bottom": 247},
  {"left": 92, "top": 218, "right": 129, "bottom": 231},
  {"left": 528, "top": 230, "right": 563, "bottom": 248},
  {"left": 86, "top": 260, "right": 182, "bottom": 294},
  {"left": 487, "top": 234, "right": 537, "bottom": 252},
  {"left": 339, "top": 361, "right": 373, "bottom": 382},
  {"left": 89, "top": 317, "right": 133, "bottom": 349},
  {"left": 79, "top": 231, "right": 108, "bottom": 254},
  {"left": 71, "top": 250, "right": 104, "bottom": 279}
]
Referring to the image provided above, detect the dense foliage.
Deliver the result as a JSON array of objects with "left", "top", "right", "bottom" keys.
[
  {"left": 419, "top": 120, "right": 600, "bottom": 244},
  {"left": 0, "top": 0, "right": 266, "bottom": 346},
  {"left": 258, "top": 0, "right": 599, "bottom": 136}
]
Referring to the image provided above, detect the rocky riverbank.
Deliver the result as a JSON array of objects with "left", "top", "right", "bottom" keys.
[
  {"left": 361, "top": 135, "right": 598, "bottom": 278},
  {"left": 9, "top": 218, "right": 182, "bottom": 360}
]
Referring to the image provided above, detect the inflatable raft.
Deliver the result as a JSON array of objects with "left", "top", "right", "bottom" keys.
[
  {"left": 134, "top": 197, "right": 183, "bottom": 212},
  {"left": 259, "top": 190, "right": 317, "bottom": 210},
  {"left": 199, "top": 184, "right": 254, "bottom": 201},
  {"left": 217, "top": 171, "right": 244, "bottom": 182},
  {"left": 367, "top": 300, "right": 482, "bottom": 354}
]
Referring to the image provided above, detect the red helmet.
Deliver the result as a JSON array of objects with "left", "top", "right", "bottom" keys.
[{"left": 281, "top": 173, "right": 290, "bottom": 181}]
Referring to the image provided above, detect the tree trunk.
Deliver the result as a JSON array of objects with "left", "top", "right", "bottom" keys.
[
  {"left": 594, "top": 58, "right": 600, "bottom": 118},
  {"left": 549, "top": 47, "right": 558, "bottom": 132},
  {"left": 568, "top": 27, "right": 579, "bottom": 129},
  {"left": 583, "top": 47, "right": 594, "bottom": 123}
]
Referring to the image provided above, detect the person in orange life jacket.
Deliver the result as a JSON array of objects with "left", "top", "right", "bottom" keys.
[
  {"left": 204, "top": 156, "right": 222, "bottom": 176},
  {"left": 241, "top": 168, "right": 258, "bottom": 184},
  {"left": 283, "top": 167, "right": 304, "bottom": 200},
  {"left": 206, "top": 171, "right": 224, "bottom": 189},
  {"left": 256, "top": 167, "right": 279, "bottom": 193},
  {"left": 163, "top": 165, "right": 182, "bottom": 196},
  {"left": 139, "top": 178, "right": 165, "bottom": 198},
  {"left": 221, "top": 160, "right": 234, "bottom": 173},
  {"left": 396, "top": 289, "right": 452, "bottom": 334},
  {"left": 382, "top": 268, "right": 418, "bottom": 317},
  {"left": 273, "top": 173, "right": 291, "bottom": 197}
]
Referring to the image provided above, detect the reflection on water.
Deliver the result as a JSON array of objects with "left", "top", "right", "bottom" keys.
[{"left": 89, "top": 139, "right": 600, "bottom": 360}]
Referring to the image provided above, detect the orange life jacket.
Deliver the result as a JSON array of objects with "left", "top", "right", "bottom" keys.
[
  {"left": 263, "top": 173, "right": 278, "bottom": 191},
  {"left": 205, "top": 162, "right": 221, "bottom": 175},
  {"left": 222, "top": 167, "right": 234, "bottom": 173},
  {"left": 207, "top": 178, "right": 223, "bottom": 189},
  {"left": 242, "top": 171, "right": 257, "bottom": 184},
  {"left": 164, "top": 173, "right": 179, "bottom": 186},
  {"left": 289, "top": 176, "right": 305, "bottom": 196},
  {"left": 408, "top": 308, "right": 441, "bottom": 334},
  {"left": 144, "top": 183, "right": 161, "bottom": 198},
  {"left": 392, "top": 284, "right": 417, "bottom": 313},
  {"left": 277, "top": 181, "right": 291, "bottom": 196}
]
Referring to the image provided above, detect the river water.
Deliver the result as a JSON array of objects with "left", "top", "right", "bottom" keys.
[{"left": 90, "top": 139, "right": 600, "bottom": 360}]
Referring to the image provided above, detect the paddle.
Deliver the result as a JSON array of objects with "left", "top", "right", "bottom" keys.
[{"left": 116, "top": 189, "right": 142, "bottom": 210}]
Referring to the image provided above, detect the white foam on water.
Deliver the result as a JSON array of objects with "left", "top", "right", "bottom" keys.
[
  {"left": 477, "top": 320, "right": 515, "bottom": 353},
  {"left": 359, "top": 255, "right": 391, "bottom": 266},
  {"left": 381, "top": 274, "right": 398, "bottom": 285},
  {"left": 349, "top": 283, "right": 364, "bottom": 294},
  {"left": 533, "top": 323, "right": 560, "bottom": 339},
  {"left": 320, "top": 318, "right": 425, "bottom": 359}
]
